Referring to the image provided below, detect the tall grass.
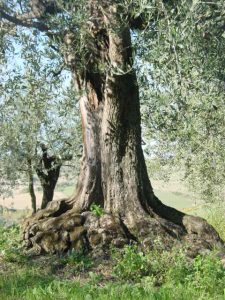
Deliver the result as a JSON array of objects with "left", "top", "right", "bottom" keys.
[{"left": 204, "top": 205, "right": 225, "bottom": 241}]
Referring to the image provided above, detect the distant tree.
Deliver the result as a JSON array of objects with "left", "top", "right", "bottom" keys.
[
  {"left": 36, "top": 143, "right": 73, "bottom": 209},
  {"left": 0, "top": 49, "right": 81, "bottom": 212}
]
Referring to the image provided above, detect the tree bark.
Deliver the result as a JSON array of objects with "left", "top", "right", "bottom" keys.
[
  {"left": 22, "top": 1, "right": 224, "bottom": 256},
  {"left": 40, "top": 185, "right": 55, "bottom": 210},
  {"left": 27, "top": 159, "right": 36, "bottom": 214},
  {"left": 36, "top": 145, "right": 61, "bottom": 209}
]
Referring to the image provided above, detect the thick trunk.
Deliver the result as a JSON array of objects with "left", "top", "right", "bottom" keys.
[
  {"left": 67, "top": 6, "right": 183, "bottom": 230},
  {"left": 22, "top": 1, "right": 224, "bottom": 256},
  {"left": 28, "top": 159, "right": 36, "bottom": 214}
]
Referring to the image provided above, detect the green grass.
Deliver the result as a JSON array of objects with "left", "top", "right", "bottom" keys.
[
  {"left": 154, "top": 189, "right": 195, "bottom": 210},
  {"left": 1, "top": 252, "right": 225, "bottom": 300},
  {"left": 1, "top": 263, "right": 225, "bottom": 300},
  {"left": 0, "top": 182, "right": 225, "bottom": 300},
  {"left": 201, "top": 205, "right": 225, "bottom": 242},
  {"left": 57, "top": 185, "right": 74, "bottom": 197}
]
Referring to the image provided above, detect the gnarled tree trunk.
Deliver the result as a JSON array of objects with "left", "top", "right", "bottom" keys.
[
  {"left": 22, "top": 1, "right": 223, "bottom": 256},
  {"left": 36, "top": 144, "right": 62, "bottom": 209}
]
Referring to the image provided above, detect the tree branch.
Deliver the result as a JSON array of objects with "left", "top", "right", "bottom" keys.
[{"left": 0, "top": 9, "right": 49, "bottom": 31}]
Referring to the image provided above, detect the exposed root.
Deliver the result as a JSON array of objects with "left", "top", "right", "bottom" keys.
[
  {"left": 22, "top": 199, "right": 224, "bottom": 257},
  {"left": 22, "top": 201, "right": 129, "bottom": 255}
]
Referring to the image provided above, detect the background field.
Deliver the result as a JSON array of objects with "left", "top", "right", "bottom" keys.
[
  {"left": 0, "top": 174, "right": 206, "bottom": 226},
  {"left": 0, "top": 180, "right": 200, "bottom": 210}
]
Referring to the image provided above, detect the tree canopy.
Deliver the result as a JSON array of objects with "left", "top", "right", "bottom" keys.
[{"left": 134, "top": 0, "right": 225, "bottom": 202}]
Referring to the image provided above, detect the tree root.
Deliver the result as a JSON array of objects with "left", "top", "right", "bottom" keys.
[{"left": 22, "top": 199, "right": 224, "bottom": 257}]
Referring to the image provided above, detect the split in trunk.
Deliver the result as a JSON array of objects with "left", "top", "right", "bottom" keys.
[{"left": 22, "top": 1, "right": 224, "bottom": 257}]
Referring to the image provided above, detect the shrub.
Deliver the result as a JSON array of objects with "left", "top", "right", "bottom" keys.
[
  {"left": 148, "top": 247, "right": 190, "bottom": 285},
  {"left": 0, "top": 225, "right": 28, "bottom": 263},
  {"left": 184, "top": 253, "right": 225, "bottom": 294},
  {"left": 113, "top": 245, "right": 150, "bottom": 280},
  {"left": 60, "top": 249, "right": 93, "bottom": 271}
]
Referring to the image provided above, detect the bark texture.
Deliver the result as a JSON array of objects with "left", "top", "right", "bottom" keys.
[
  {"left": 23, "top": 0, "right": 224, "bottom": 256},
  {"left": 28, "top": 159, "right": 36, "bottom": 214},
  {"left": 36, "top": 144, "right": 62, "bottom": 209}
]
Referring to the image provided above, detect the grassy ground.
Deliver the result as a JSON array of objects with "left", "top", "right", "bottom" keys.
[
  {"left": 155, "top": 189, "right": 196, "bottom": 209},
  {"left": 0, "top": 209, "right": 30, "bottom": 227},
  {"left": 1, "top": 207, "right": 225, "bottom": 300}
]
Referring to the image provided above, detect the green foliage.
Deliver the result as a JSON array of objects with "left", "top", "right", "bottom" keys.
[
  {"left": 88, "top": 271, "right": 104, "bottom": 284},
  {"left": 204, "top": 205, "right": 225, "bottom": 242},
  {"left": 184, "top": 254, "right": 225, "bottom": 294},
  {"left": 0, "top": 225, "right": 20, "bottom": 249},
  {"left": 112, "top": 243, "right": 189, "bottom": 283},
  {"left": 111, "top": 238, "right": 225, "bottom": 297},
  {"left": 0, "top": 225, "right": 28, "bottom": 264},
  {"left": 60, "top": 250, "right": 93, "bottom": 271},
  {"left": 113, "top": 245, "right": 150, "bottom": 280},
  {"left": 0, "top": 6, "right": 83, "bottom": 199},
  {"left": 90, "top": 203, "right": 105, "bottom": 217},
  {"left": 149, "top": 247, "right": 189, "bottom": 285},
  {"left": 136, "top": 0, "right": 225, "bottom": 203}
]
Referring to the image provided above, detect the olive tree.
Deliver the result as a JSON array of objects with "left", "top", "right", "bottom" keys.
[
  {"left": 0, "top": 40, "right": 81, "bottom": 212},
  {"left": 0, "top": 0, "right": 223, "bottom": 255}
]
